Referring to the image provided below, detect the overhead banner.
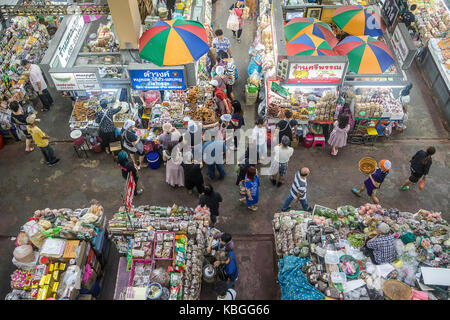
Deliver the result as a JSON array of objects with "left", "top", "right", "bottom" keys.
[
  {"left": 128, "top": 69, "right": 185, "bottom": 90},
  {"left": 287, "top": 62, "right": 346, "bottom": 84}
]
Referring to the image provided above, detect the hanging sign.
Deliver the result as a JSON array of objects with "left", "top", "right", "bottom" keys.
[
  {"left": 287, "top": 62, "right": 345, "bottom": 84},
  {"left": 391, "top": 23, "right": 417, "bottom": 70},
  {"left": 381, "top": 0, "right": 399, "bottom": 28},
  {"left": 124, "top": 172, "right": 136, "bottom": 213},
  {"left": 51, "top": 16, "right": 85, "bottom": 68},
  {"left": 128, "top": 69, "right": 185, "bottom": 90},
  {"left": 50, "top": 72, "right": 100, "bottom": 90}
]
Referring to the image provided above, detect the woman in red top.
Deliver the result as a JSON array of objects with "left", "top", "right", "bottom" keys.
[
  {"left": 210, "top": 79, "right": 232, "bottom": 116},
  {"left": 229, "top": 0, "right": 245, "bottom": 43}
]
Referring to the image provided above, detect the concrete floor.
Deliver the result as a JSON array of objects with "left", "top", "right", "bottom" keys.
[{"left": 0, "top": 3, "right": 449, "bottom": 300}]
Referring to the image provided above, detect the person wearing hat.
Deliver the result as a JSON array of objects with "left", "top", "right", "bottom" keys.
[
  {"left": 181, "top": 151, "right": 204, "bottom": 195},
  {"left": 95, "top": 99, "right": 122, "bottom": 154},
  {"left": 117, "top": 151, "right": 143, "bottom": 196},
  {"left": 212, "top": 65, "right": 229, "bottom": 92},
  {"left": 26, "top": 114, "right": 60, "bottom": 166},
  {"left": 159, "top": 122, "right": 181, "bottom": 151},
  {"left": 224, "top": 57, "right": 238, "bottom": 100},
  {"left": 183, "top": 120, "right": 203, "bottom": 162},
  {"left": 203, "top": 129, "right": 226, "bottom": 180},
  {"left": 364, "top": 222, "right": 396, "bottom": 265},
  {"left": 270, "top": 135, "right": 294, "bottom": 187},
  {"left": 21, "top": 59, "right": 53, "bottom": 112},
  {"left": 229, "top": 0, "right": 245, "bottom": 43},
  {"left": 121, "top": 119, "right": 145, "bottom": 170},
  {"left": 352, "top": 159, "right": 392, "bottom": 204},
  {"left": 210, "top": 79, "right": 232, "bottom": 116},
  {"left": 247, "top": 44, "right": 265, "bottom": 77}
]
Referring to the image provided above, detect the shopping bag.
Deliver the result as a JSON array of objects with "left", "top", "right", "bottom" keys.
[
  {"left": 418, "top": 179, "right": 426, "bottom": 190},
  {"left": 227, "top": 12, "right": 239, "bottom": 31},
  {"left": 242, "top": 6, "right": 250, "bottom": 20}
]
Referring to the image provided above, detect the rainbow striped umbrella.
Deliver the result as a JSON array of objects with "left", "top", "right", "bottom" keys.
[
  {"left": 286, "top": 34, "right": 336, "bottom": 56},
  {"left": 332, "top": 6, "right": 386, "bottom": 37},
  {"left": 284, "top": 17, "right": 338, "bottom": 48},
  {"left": 335, "top": 36, "right": 394, "bottom": 74},
  {"left": 139, "top": 19, "right": 210, "bottom": 66}
]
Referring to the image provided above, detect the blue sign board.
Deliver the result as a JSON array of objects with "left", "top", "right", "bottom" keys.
[
  {"left": 128, "top": 69, "right": 185, "bottom": 90},
  {"left": 381, "top": 0, "right": 399, "bottom": 28}
]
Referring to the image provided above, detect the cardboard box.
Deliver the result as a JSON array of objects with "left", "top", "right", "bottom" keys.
[
  {"left": 63, "top": 240, "right": 80, "bottom": 259},
  {"left": 75, "top": 241, "right": 88, "bottom": 268}
]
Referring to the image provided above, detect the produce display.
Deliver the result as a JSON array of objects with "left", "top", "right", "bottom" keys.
[
  {"left": 6, "top": 202, "right": 107, "bottom": 300},
  {"left": 412, "top": 0, "right": 449, "bottom": 47},
  {"left": 108, "top": 204, "right": 212, "bottom": 300},
  {"left": 83, "top": 23, "right": 119, "bottom": 53},
  {"left": 273, "top": 203, "right": 450, "bottom": 300}
]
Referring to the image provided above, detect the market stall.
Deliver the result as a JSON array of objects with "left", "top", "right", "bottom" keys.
[
  {"left": 5, "top": 202, "right": 108, "bottom": 300},
  {"left": 106, "top": 203, "right": 212, "bottom": 300},
  {"left": 273, "top": 203, "right": 449, "bottom": 300}
]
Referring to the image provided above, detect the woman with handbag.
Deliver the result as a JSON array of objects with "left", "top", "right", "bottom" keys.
[
  {"left": 117, "top": 151, "right": 144, "bottom": 196},
  {"left": 229, "top": 0, "right": 245, "bottom": 43},
  {"left": 121, "top": 119, "right": 145, "bottom": 170},
  {"left": 9, "top": 101, "right": 34, "bottom": 152}
]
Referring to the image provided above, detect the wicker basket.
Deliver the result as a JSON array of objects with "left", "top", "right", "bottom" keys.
[
  {"left": 358, "top": 157, "right": 377, "bottom": 175},
  {"left": 382, "top": 280, "right": 412, "bottom": 300}
]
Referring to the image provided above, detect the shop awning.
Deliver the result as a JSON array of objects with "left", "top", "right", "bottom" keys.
[
  {"left": 332, "top": 6, "right": 386, "bottom": 37},
  {"left": 139, "top": 19, "right": 210, "bottom": 66},
  {"left": 335, "top": 35, "right": 394, "bottom": 74}
]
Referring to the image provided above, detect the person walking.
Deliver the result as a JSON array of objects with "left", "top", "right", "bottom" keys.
[
  {"left": 229, "top": 0, "right": 245, "bottom": 43},
  {"left": 181, "top": 152, "right": 204, "bottom": 195},
  {"left": 214, "top": 250, "right": 238, "bottom": 289},
  {"left": 117, "top": 151, "right": 143, "bottom": 196},
  {"left": 236, "top": 148, "right": 252, "bottom": 195},
  {"left": 352, "top": 160, "right": 391, "bottom": 204},
  {"left": 328, "top": 113, "right": 350, "bottom": 156},
  {"left": 203, "top": 131, "right": 227, "bottom": 180},
  {"left": 225, "top": 58, "right": 238, "bottom": 100},
  {"left": 270, "top": 136, "right": 294, "bottom": 187},
  {"left": 163, "top": 141, "right": 185, "bottom": 188},
  {"left": 95, "top": 99, "right": 122, "bottom": 154},
  {"left": 199, "top": 184, "right": 223, "bottom": 226},
  {"left": 239, "top": 166, "right": 260, "bottom": 211},
  {"left": 121, "top": 120, "right": 145, "bottom": 170},
  {"left": 281, "top": 167, "right": 312, "bottom": 212},
  {"left": 275, "top": 109, "right": 298, "bottom": 145},
  {"left": 252, "top": 117, "right": 267, "bottom": 163},
  {"left": 21, "top": 60, "right": 53, "bottom": 112},
  {"left": 247, "top": 0, "right": 257, "bottom": 19},
  {"left": 26, "top": 114, "right": 60, "bottom": 166},
  {"left": 231, "top": 100, "right": 244, "bottom": 150},
  {"left": 9, "top": 101, "right": 34, "bottom": 152},
  {"left": 218, "top": 114, "right": 233, "bottom": 149},
  {"left": 212, "top": 29, "right": 232, "bottom": 60},
  {"left": 400, "top": 147, "right": 435, "bottom": 191},
  {"left": 215, "top": 280, "right": 237, "bottom": 300}
]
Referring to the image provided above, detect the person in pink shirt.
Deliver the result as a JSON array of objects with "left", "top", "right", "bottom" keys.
[{"left": 21, "top": 60, "right": 53, "bottom": 112}]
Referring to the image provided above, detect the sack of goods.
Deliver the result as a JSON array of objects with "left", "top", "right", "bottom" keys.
[{"left": 227, "top": 13, "right": 239, "bottom": 31}]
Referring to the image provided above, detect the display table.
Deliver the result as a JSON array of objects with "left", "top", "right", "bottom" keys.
[{"left": 420, "top": 38, "right": 450, "bottom": 124}]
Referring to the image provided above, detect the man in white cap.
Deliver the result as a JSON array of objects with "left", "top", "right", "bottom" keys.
[
  {"left": 219, "top": 114, "right": 234, "bottom": 150},
  {"left": 121, "top": 119, "right": 145, "bottom": 170},
  {"left": 26, "top": 114, "right": 60, "bottom": 166},
  {"left": 210, "top": 79, "right": 231, "bottom": 116},
  {"left": 183, "top": 120, "right": 203, "bottom": 162},
  {"left": 365, "top": 222, "right": 396, "bottom": 265}
]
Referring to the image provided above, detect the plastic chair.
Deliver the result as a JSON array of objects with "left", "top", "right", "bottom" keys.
[{"left": 312, "top": 134, "right": 325, "bottom": 148}]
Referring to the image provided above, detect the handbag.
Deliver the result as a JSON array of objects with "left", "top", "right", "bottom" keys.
[
  {"left": 227, "top": 12, "right": 239, "bottom": 31},
  {"left": 216, "top": 264, "right": 228, "bottom": 281}
]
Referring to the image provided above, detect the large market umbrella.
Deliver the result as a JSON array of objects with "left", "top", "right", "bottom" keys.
[
  {"left": 284, "top": 17, "right": 338, "bottom": 48},
  {"left": 335, "top": 35, "right": 394, "bottom": 74},
  {"left": 139, "top": 19, "right": 210, "bottom": 66},
  {"left": 286, "top": 34, "right": 336, "bottom": 56},
  {"left": 332, "top": 6, "right": 386, "bottom": 37}
]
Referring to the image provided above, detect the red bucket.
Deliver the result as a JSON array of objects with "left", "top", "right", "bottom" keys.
[
  {"left": 70, "top": 130, "right": 84, "bottom": 146},
  {"left": 303, "top": 133, "right": 314, "bottom": 148},
  {"left": 0, "top": 134, "right": 4, "bottom": 150}
]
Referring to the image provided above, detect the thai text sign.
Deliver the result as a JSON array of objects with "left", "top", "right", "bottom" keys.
[
  {"left": 288, "top": 62, "right": 346, "bottom": 84},
  {"left": 128, "top": 69, "right": 185, "bottom": 90}
]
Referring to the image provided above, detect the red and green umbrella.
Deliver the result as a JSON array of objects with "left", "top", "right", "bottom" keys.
[
  {"left": 286, "top": 34, "right": 336, "bottom": 56},
  {"left": 332, "top": 6, "right": 386, "bottom": 37},
  {"left": 284, "top": 17, "right": 338, "bottom": 48},
  {"left": 335, "top": 36, "right": 394, "bottom": 74},
  {"left": 139, "top": 19, "right": 210, "bottom": 66}
]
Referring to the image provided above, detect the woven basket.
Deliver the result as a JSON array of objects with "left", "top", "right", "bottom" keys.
[
  {"left": 382, "top": 280, "right": 412, "bottom": 300},
  {"left": 358, "top": 157, "right": 377, "bottom": 175}
]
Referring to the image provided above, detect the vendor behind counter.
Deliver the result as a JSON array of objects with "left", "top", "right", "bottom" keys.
[{"left": 138, "top": 90, "right": 162, "bottom": 129}]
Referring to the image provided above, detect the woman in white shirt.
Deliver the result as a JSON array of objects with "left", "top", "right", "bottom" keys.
[
  {"left": 252, "top": 117, "right": 267, "bottom": 163},
  {"left": 270, "top": 135, "right": 294, "bottom": 187}
]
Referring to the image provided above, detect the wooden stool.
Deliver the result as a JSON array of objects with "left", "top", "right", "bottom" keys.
[
  {"left": 312, "top": 134, "right": 325, "bottom": 148},
  {"left": 109, "top": 141, "right": 122, "bottom": 162},
  {"left": 73, "top": 140, "right": 89, "bottom": 158}
]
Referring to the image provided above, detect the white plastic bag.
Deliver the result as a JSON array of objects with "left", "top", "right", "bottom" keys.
[{"left": 227, "top": 12, "right": 239, "bottom": 31}]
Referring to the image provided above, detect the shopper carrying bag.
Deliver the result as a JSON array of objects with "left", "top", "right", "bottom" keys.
[{"left": 227, "top": 11, "right": 239, "bottom": 32}]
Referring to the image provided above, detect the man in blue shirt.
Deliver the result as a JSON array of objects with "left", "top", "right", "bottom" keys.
[
  {"left": 203, "top": 131, "right": 226, "bottom": 180},
  {"left": 214, "top": 250, "right": 238, "bottom": 289}
]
